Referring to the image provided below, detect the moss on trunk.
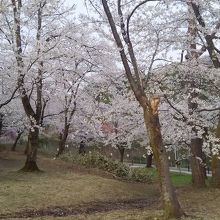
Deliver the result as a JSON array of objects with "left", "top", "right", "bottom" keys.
[{"left": 143, "top": 107, "right": 184, "bottom": 219}]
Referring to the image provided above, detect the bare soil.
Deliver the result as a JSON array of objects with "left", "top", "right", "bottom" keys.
[{"left": 0, "top": 198, "right": 158, "bottom": 219}]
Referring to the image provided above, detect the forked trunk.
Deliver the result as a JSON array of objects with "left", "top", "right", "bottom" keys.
[
  {"left": 143, "top": 107, "right": 184, "bottom": 219},
  {"left": 11, "top": 130, "right": 24, "bottom": 151},
  {"left": 21, "top": 128, "right": 40, "bottom": 172},
  {"left": 190, "top": 138, "right": 206, "bottom": 187}
]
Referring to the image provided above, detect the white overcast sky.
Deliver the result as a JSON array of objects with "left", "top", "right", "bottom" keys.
[{"left": 66, "top": 0, "right": 87, "bottom": 14}]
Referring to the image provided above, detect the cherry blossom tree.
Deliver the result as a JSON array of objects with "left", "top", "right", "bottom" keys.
[
  {"left": 90, "top": 0, "right": 185, "bottom": 218},
  {"left": 1, "top": 0, "right": 75, "bottom": 171},
  {"left": 86, "top": 72, "right": 146, "bottom": 162},
  {"left": 189, "top": 0, "right": 220, "bottom": 188}
]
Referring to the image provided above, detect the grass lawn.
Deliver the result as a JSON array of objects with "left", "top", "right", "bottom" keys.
[
  {"left": 1, "top": 150, "right": 220, "bottom": 219},
  {"left": 171, "top": 172, "right": 192, "bottom": 186}
]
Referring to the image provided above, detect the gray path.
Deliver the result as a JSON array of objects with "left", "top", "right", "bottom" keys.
[{"left": 129, "top": 163, "right": 212, "bottom": 176}]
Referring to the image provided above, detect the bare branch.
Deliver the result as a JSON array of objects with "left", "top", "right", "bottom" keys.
[
  {"left": 197, "top": 107, "right": 220, "bottom": 112},
  {"left": 163, "top": 94, "right": 187, "bottom": 122},
  {"left": 0, "top": 86, "right": 19, "bottom": 109},
  {"left": 43, "top": 110, "right": 65, "bottom": 119}
]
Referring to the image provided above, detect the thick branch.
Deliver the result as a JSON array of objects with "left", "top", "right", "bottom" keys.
[
  {"left": 101, "top": 0, "right": 147, "bottom": 106},
  {"left": 191, "top": 2, "right": 220, "bottom": 68},
  {"left": 118, "top": 0, "right": 144, "bottom": 87}
]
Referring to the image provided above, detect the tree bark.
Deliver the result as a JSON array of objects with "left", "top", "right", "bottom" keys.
[
  {"left": 212, "top": 113, "right": 220, "bottom": 187},
  {"left": 143, "top": 107, "right": 184, "bottom": 219},
  {"left": 11, "top": 130, "right": 24, "bottom": 151},
  {"left": 146, "top": 153, "right": 153, "bottom": 168},
  {"left": 56, "top": 124, "right": 70, "bottom": 157},
  {"left": 11, "top": 0, "right": 45, "bottom": 171},
  {"left": 21, "top": 128, "right": 40, "bottom": 172},
  {"left": 186, "top": 1, "right": 206, "bottom": 188},
  {"left": 118, "top": 145, "right": 125, "bottom": 163},
  {"left": 190, "top": 138, "right": 206, "bottom": 187},
  {"left": 212, "top": 154, "right": 220, "bottom": 187},
  {"left": 101, "top": 0, "right": 184, "bottom": 218},
  {"left": 190, "top": 1, "right": 220, "bottom": 188},
  {"left": 0, "top": 113, "right": 3, "bottom": 135}
]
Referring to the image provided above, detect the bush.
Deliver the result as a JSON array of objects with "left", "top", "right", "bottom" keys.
[
  {"left": 129, "top": 167, "right": 155, "bottom": 183},
  {"left": 60, "top": 151, "right": 154, "bottom": 183}
]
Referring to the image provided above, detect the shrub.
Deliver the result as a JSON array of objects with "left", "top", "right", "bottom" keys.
[
  {"left": 129, "top": 167, "right": 155, "bottom": 183},
  {"left": 60, "top": 151, "right": 154, "bottom": 183}
]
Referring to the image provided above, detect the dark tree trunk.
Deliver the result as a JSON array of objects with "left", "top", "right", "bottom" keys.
[
  {"left": 24, "top": 134, "right": 30, "bottom": 155},
  {"left": 190, "top": 1, "right": 220, "bottom": 188},
  {"left": 212, "top": 114, "right": 220, "bottom": 187},
  {"left": 0, "top": 113, "right": 3, "bottom": 135},
  {"left": 118, "top": 146, "right": 125, "bottom": 163},
  {"left": 212, "top": 154, "right": 220, "bottom": 188},
  {"left": 146, "top": 153, "right": 153, "bottom": 168},
  {"left": 186, "top": 1, "right": 206, "bottom": 188},
  {"left": 11, "top": 130, "right": 24, "bottom": 151},
  {"left": 190, "top": 138, "right": 206, "bottom": 187},
  {"left": 79, "top": 141, "right": 86, "bottom": 155},
  {"left": 56, "top": 125, "right": 69, "bottom": 157},
  {"left": 12, "top": 1, "right": 44, "bottom": 172},
  {"left": 21, "top": 128, "right": 40, "bottom": 172}
]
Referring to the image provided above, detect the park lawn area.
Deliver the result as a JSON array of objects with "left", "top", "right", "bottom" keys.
[
  {"left": 1, "top": 151, "right": 220, "bottom": 220},
  {"left": 171, "top": 172, "right": 192, "bottom": 186},
  {"left": 171, "top": 172, "right": 211, "bottom": 186},
  {"left": 0, "top": 151, "right": 158, "bottom": 216}
]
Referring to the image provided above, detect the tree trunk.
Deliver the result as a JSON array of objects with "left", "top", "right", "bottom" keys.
[
  {"left": 190, "top": 4, "right": 220, "bottom": 187},
  {"left": 190, "top": 138, "right": 206, "bottom": 187},
  {"left": 56, "top": 137, "right": 66, "bottom": 157},
  {"left": 56, "top": 125, "right": 69, "bottom": 157},
  {"left": 100, "top": 1, "right": 184, "bottom": 217},
  {"left": 118, "top": 146, "right": 125, "bottom": 163},
  {"left": 212, "top": 154, "right": 220, "bottom": 187},
  {"left": 0, "top": 113, "right": 3, "bottom": 135},
  {"left": 143, "top": 107, "right": 184, "bottom": 219},
  {"left": 21, "top": 128, "right": 40, "bottom": 172},
  {"left": 146, "top": 153, "right": 153, "bottom": 168},
  {"left": 11, "top": 130, "right": 24, "bottom": 151},
  {"left": 24, "top": 134, "right": 29, "bottom": 155},
  {"left": 188, "top": 97, "right": 206, "bottom": 187},
  {"left": 212, "top": 114, "right": 220, "bottom": 187}
]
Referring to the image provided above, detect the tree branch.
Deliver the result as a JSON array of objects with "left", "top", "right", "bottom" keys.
[{"left": 0, "top": 86, "right": 19, "bottom": 109}]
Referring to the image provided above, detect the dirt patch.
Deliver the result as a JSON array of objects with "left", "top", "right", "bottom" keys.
[{"left": 0, "top": 198, "right": 158, "bottom": 219}]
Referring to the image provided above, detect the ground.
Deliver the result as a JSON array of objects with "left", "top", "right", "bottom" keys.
[{"left": 0, "top": 150, "right": 220, "bottom": 219}]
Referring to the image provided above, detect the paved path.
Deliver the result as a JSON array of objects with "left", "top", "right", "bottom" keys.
[{"left": 129, "top": 163, "right": 212, "bottom": 176}]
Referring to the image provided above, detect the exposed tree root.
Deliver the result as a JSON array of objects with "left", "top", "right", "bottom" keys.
[{"left": 20, "top": 161, "right": 41, "bottom": 172}]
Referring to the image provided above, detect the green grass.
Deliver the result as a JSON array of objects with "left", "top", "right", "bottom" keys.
[{"left": 129, "top": 168, "right": 192, "bottom": 187}]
